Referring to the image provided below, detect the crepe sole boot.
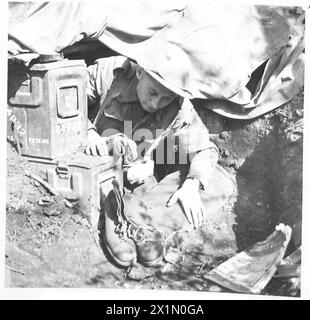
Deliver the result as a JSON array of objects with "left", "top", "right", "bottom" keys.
[
  {"left": 112, "top": 179, "right": 165, "bottom": 267},
  {"left": 102, "top": 188, "right": 137, "bottom": 268}
]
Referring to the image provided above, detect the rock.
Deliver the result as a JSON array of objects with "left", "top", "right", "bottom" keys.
[
  {"left": 42, "top": 208, "right": 62, "bottom": 217},
  {"left": 161, "top": 263, "right": 175, "bottom": 273},
  {"left": 287, "top": 133, "right": 302, "bottom": 143},
  {"left": 222, "top": 149, "right": 230, "bottom": 157},
  {"left": 220, "top": 131, "right": 230, "bottom": 140},
  {"left": 164, "top": 248, "right": 184, "bottom": 265},
  {"left": 38, "top": 196, "right": 53, "bottom": 206},
  {"left": 126, "top": 264, "right": 153, "bottom": 281}
]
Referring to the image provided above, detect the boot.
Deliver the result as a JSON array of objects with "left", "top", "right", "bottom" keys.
[
  {"left": 112, "top": 179, "right": 165, "bottom": 267},
  {"left": 127, "top": 222, "right": 165, "bottom": 267},
  {"left": 101, "top": 187, "right": 137, "bottom": 268}
]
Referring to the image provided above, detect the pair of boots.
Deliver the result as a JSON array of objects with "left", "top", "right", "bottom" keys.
[{"left": 101, "top": 180, "right": 165, "bottom": 268}]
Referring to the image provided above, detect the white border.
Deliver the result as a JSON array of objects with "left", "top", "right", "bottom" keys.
[{"left": 1, "top": 0, "right": 309, "bottom": 300}]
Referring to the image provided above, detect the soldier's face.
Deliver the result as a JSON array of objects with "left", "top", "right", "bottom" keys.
[{"left": 136, "top": 69, "right": 177, "bottom": 113}]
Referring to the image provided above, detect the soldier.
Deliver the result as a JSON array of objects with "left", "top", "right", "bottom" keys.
[{"left": 86, "top": 41, "right": 219, "bottom": 268}]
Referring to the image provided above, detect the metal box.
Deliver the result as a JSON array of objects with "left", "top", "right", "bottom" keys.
[
  {"left": 29, "top": 151, "right": 122, "bottom": 224},
  {"left": 7, "top": 59, "right": 88, "bottom": 159}
]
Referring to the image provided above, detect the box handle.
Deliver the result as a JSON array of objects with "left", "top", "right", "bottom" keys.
[{"left": 56, "top": 160, "right": 70, "bottom": 179}]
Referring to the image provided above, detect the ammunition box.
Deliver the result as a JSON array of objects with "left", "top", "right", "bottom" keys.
[
  {"left": 28, "top": 152, "right": 122, "bottom": 224},
  {"left": 7, "top": 59, "right": 88, "bottom": 159}
]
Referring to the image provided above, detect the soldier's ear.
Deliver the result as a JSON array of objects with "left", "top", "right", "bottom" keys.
[{"left": 136, "top": 66, "right": 144, "bottom": 80}]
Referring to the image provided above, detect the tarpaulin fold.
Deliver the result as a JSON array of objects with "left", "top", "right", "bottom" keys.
[{"left": 8, "top": 1, "right": 305, "bottom": 119}]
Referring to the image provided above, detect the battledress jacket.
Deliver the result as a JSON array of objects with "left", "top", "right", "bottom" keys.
[{"left": 87, "top": 56, "right": 218, "bottom": 189}]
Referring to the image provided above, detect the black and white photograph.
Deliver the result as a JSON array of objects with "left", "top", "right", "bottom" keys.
[{"left": 2, "top": 0, "right": 308, "bottom": 299}]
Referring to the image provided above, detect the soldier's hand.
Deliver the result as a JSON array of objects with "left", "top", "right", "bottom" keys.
[
  {"left": 85, "top": 129, "right": 109, "bottom": 156},
  {"left": 166, "top": 178, "right": 205, "bottom": 229}
]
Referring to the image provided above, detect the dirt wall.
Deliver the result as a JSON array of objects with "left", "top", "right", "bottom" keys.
[{"left": 204, "top": 90, "right": 303, "bottom": 251}]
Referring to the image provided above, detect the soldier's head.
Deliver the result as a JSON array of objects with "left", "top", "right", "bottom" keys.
[{"left": 135, "top": 41, "right": 194, "bottom": 113}]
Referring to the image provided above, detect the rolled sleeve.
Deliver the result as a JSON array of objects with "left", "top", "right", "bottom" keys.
[
  {"left": 174, "top": 102, "right": 219, "bottom": 189},
  {"left": 176, "top": 104, "right": 218, "bottom": 154}
]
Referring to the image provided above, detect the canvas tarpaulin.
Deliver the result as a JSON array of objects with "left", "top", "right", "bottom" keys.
[{"left": 8, "top": 1, "right": 305, "bottom": 119}]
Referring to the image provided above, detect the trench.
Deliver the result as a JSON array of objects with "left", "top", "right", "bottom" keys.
[{"left": 213, "top": 103, "right": 303, "bottom": 252}]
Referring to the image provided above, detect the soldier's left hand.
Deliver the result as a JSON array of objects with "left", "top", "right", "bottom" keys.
[{"left": 166, "top": 178, "right": 206, "bottom": 229}]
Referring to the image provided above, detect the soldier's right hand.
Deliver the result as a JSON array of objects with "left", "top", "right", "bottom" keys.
[{"left": 85, "top": 129, "right": 109, "bottom": 156}]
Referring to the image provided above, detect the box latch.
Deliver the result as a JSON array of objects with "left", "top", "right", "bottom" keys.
[{"left": 56, "top": 160, "right": 69, "bottom": 179}]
